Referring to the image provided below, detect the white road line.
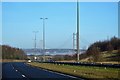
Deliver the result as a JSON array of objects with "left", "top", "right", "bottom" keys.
[
  {"left": 42, "top": 68, "right": 84, "bottom": 80},
  {"left": 17, "top": 70, "right": 27, "bottom": 78},
  {"left": 11, "top": 64, "right": 27, "bottom": 78},
  {"left": 11, "top": 64, "right": 14, "bottom": 69},
  {"left": 22, "top": 75, "right": 26, "bottom": 78},
  {"left": 26, "top": 63, "right": 84, "bottom": 80}
]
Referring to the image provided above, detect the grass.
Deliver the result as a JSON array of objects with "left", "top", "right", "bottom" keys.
[
  {"left": 79, "top": 50, "right": 120, "bottom": 64},
  {"left": 1, "top": 59, "right": 26, "bottom": 62},
  {"left": 28, "top": 62, "right": 120, "bottom": 79}
]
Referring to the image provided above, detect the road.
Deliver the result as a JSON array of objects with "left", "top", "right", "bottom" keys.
[{"left": 2, "top": 62, "right": 83, "bottom": 80}]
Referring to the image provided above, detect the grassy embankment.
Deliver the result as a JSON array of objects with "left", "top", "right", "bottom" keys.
[
  {"left": 54, "top": 50, "right": 119, "bottom": 65},
  {"left": 1, "top": 59, "right": 26, "bottom": 62},
  {"left": 79, "top": 50, "right": 120, "bottom": 64},
  {"left": 28, "top": 62, "right": 120, "bottom": 79}
]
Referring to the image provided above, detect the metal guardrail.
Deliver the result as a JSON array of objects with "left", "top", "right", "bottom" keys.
[{"left": 38, "top": 61, "right": 120, "bottom": 68}]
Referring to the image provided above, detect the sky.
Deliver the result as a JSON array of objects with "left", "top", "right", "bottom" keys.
[{"left": 2, "top": 2, "right": 118, "bottom": 49}]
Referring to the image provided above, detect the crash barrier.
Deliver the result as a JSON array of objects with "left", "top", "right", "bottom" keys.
[{"left": 39, "top": 61, "right": 120, "bottom": 68}]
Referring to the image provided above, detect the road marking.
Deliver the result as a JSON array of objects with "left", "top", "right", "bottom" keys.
[
  {"left": 22, "top": 75, "right": 26, "bottom": 78},
  {"left": 11, "top": 64, "right": 15, "bottom": 69},
  {"left": 27, "top": 63, "right": 84, "bottom": 79},
  {"left": 26, "top": 63, "right": 83, "bottom": 79},
  {"left": 11, "top": 64, "right": 27, "bottom": 78},
  {"left": 42, "top": 68, "right": 84, "bottom": 80}
]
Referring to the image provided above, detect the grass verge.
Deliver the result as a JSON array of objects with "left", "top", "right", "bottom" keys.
[
  {"left": 1, "top": 59, "right": 26, "bottom": 62},
  {"left": 28, "top": 62, "right": 120, "bottom": 79}
]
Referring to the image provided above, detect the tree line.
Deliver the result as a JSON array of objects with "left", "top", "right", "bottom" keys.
[
  {"left": 85, "top": 36, "right": 120, "bottom": 62},
  {"left": 87, "top": 36, "right": 120, "bottom": 52},
  {"left": 52, "top": 36, "right": 120, "bottom": 62},
  {"left": 2, "top": 45, "right": 27, "bottom": 60}
]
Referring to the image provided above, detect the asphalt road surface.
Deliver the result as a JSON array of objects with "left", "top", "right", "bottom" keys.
[{"left": 2, "top": 62, "right": 83, "bottom": 80}]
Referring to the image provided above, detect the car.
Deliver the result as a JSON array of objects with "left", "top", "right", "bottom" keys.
[{"left": 28, "top": 60, "right": 32, "bottom": 63}]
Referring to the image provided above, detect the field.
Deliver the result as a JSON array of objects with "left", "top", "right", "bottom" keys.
[{"left": 28, "top": 62, "right": 120, "bottom": 79}]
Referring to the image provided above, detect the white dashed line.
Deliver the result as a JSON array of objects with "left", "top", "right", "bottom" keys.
[
  {"left": 11, "top": 64, "right": 27, "bottom": 78},
  {"left": 11, "top": 64, "right": 14, "bottom": 69},
  {"left": 22, "top": 75, "right": 26, "bottom": 78}
]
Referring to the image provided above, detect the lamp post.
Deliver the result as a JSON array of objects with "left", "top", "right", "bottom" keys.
[
  {"left": 40, "top": 18, "right": 48, "bottom": 61},
  {"left": 77, "top": 0, "right": 80, "bottom": 62},
  {"left": 33, "top": 31, "right": 38, "bottom": 61}
]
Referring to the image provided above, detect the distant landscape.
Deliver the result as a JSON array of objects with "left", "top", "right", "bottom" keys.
[
  {"left": 23, "top": 49, "right": 86, "bottom": 55},
  {"left": 2, "top": 36, "right": 120, "bottom": 64}
]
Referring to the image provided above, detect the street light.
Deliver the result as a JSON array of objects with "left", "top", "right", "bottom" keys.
[
  {"left": 40, "top": 18, "right": 48, "bottom": 62},
  {"left": 76, "top": 0, "right": 80, "bottom": 62},
  {"left": 33, "top": 31, "right": 38, "bottom": 61}
]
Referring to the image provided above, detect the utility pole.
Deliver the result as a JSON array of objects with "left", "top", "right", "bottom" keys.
[
  {"left": 33, "top": 31, "right": 38, "bottom": 61},
  {"left": 40, "top": 18, "right": 48, "bottom": 62},
  {"left": 77, "top": 0, "right": 80, "bottom": 62}
]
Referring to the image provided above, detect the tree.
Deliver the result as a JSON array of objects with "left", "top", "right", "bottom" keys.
[
  {"left": 64, "top": 54, "right": 72, "bottom": 60},
  {"left": 87, "top": 46, "right": 101, "bottom": 62},
  {"left": 2, "top": 45, "right": 27, "bottom": 60},
  {"left": 107, "top": 42, "right": 114, "bottom": 53}
]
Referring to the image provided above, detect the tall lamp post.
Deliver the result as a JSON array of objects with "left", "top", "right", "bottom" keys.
[
  {"left": 33, "top": 31, "right": 38, "bottom": 61},
  {"left": 77, "top": 0, "right": 80, "bottom": 62},
  {"left": 40, "top": 18, "right": 48, "bottom": 61}
]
